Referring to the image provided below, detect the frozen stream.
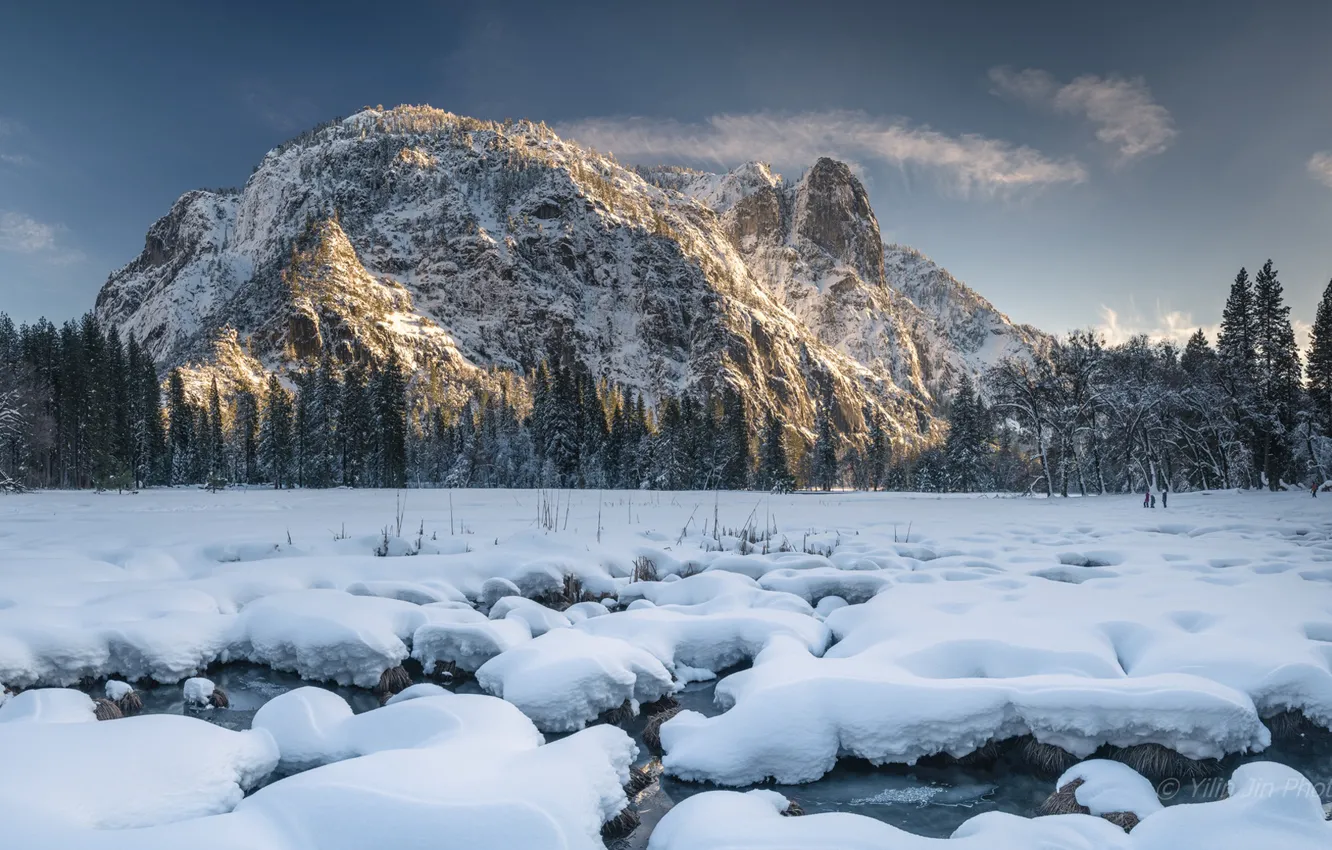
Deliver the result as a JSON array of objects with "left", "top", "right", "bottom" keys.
[{"left": 90, "top": 664, "right": 1332, "bottom": 847}]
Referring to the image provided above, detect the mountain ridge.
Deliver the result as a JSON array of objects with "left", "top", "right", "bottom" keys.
[{"left": 94, "top": 104, "right": 1045, "bottom": 444}]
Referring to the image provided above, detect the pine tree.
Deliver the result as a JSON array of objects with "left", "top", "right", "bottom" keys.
[
  {"left": 943, "top": 372, "right": 991, "bottom": 492},
  {"left": 756, "top": 412, "right": 795, "bottom": 492},
  {"left": 1217, "top": 267, "right": 1257, "bottom": 371},
  {"left": 546, "top": 363, "right": 580, "bottom": 485},
  {"left": 260, "top": 374, "right": 295, "bottom": 488},
  {"left": 373, "top": 350, "right": 409, "bottom": 488},
  {"left": 1307, "top": 280, "right": 1332, "bottom": 434},
  {"left": 717, "top": 387, "right": 751, "bottom": 490},
  {"left": 339, "top": 363, "right": 372, "bottom": 486},
  {"left": 166, "top": 369, "right": 193, "bottom": 484},
  {"left": 863, "top": 409, "right": 890, "bottom": 491},
  {"left": 1180, "top": 329, "right": 1214, "bottom": 375},
  {"left": 233, "top": 387, "right": 260, "bottom": 485},
  {"left": 1253, "top": 259, "right": 1300, "bottom": 489},
  {"left": 205, "top": 377, "right": 227, "bottom": 484},
  {"left": 811, "top": 398, "right": 838, "bottom": 491}
]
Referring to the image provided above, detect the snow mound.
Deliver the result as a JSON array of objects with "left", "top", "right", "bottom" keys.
[
  {"left": 229, "top": 589, "right": 441, "bottom": 687},
  {"left": 253, "top": 686, "right": 542, "bottom": 771},
  {"left": 661, "top": 636, "right": 1268, "bottom": 785},
  {"left": 0, "top": 687, "right": 98, "bottom": 723},
  {"left": 489, "top": 595, "right": 573, "bottom": 635},
  {"left": 647, "top": 787, "right": 1128, "bottom": 849},
  {"left": 649, "top": 762, "right": 1332, "bottom": 849},
  {"left": 0, "top": 710, "right": 277, "bottom": 828},
  {"left": 344, "top": 579, "right": 466, "bottom": 605},
  {"left": 5, "top": 722, "right": 635, "bottom": 850},
  {"left": 579, "top": 595, "right": 830, "bottom": 676},
  {"left": 412, "top": 613, "right": 532, "bottom": 674},
  {"left": 477, "top": 628, "right": 674, "bottom": 731},
  {"left": 183, "top": 676, "right": 217, "bottom": 707},
  {"left": 1057, "top": 759, "right": 1164, "bottom": 818}
]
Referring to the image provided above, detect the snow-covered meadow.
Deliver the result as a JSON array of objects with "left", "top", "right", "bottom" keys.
[{"left": 1, "top": 487, "right": 1331, "bottom": 848}]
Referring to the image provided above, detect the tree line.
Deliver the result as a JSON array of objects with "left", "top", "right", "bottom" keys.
[{"left": 2, "top": 260, "right": 1330, "bottom": 495}]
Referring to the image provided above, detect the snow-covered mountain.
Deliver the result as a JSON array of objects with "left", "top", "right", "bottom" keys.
[{"left": 95, "top": 105, "right": 1043, "bottom": 442}]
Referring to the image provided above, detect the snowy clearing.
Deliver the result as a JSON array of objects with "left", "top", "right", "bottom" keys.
[{"left": 1, "top": 487, "right": 1330, "bottom": 846}]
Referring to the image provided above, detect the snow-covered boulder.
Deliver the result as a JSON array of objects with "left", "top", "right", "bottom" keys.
[
  {"left": 228, "top": 589, "right": 432, "bottom": 687},
  {"left": 412, "top": 614, "right": 532, "bottom": 674},
  {"left": 252, "top": 686, "right": 542, "bottom": 771},
  {"left": 489, "top": 596, "right": 572, "bottom": 636},
  {"left": 477, "top": 629, "right": 674, "bottom": 732}
]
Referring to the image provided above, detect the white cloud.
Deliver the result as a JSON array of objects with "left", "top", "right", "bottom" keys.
[
  {"left": 1309, "top": 152, "right": 1332, "bottom": 188},
  {"left": 1097, "top": 302, "right": 1215, "bottom": 347},
  {"left": 0, "top": 117, "right": 30, "bottom": 167},
  {"left": 557, "top": 111, "right": 1087, "bottom": 195},
  {"left": 0, "top": 212, "right": 56, "bottom": 253},
  {"left": 0, "top": 211, "right": 83, "bottom": 264},
  {"left": 990, "top": 67, "right": 1177, "bottom": 163}
]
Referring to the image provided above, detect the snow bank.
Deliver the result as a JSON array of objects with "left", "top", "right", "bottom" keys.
[
  {"left": 489, "top": 595, "right": 572, "bottom": 635},
  {"left": 3, "top": 722, "right": 635, "bottom": 850},
  {"left": 648, "top": 762, "right": 1332, "bottom": 849},
  {"left": 662, "top": 636, "right": 1268, "bottom": 785},
  {"left": 0, "top": 687, "right": 98, "bottom": 723},
  {"left": 579, "top": 592, "right": 829, "bottom": 675},
  {"left": 0, "top": 709, "right": 277, "bottom": 828},
  {"left": 229, "top": 589, "right": 439, "bottom": 687},
  {"left": 646, "top": 788, "right": 1128, "bottom": 849},
  {"left": 412, "top": 612, "right": 532, "bottom": 673},
  {"left": 477, "top": 628, "right": 674, "bottom": 731},
  {"left": 252, "top": 685, "right": 542, "bottom": 770}
]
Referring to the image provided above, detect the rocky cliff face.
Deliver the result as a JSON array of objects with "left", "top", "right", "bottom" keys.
[{"left": 96, "top": 105, "right": 1042, "bottom": 443}]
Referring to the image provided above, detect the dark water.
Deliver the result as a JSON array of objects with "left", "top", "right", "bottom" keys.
[{"left": 89, "top": 667, "right": 1332, "bottom": 846}]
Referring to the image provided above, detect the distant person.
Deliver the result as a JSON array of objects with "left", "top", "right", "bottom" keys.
[
  {"left": 1143, "top": 489, "right": 1150, "bottom": 508},
  {"left": 1162, "top": 489, "right": 1168, "bottom": 509},
  {"left": 1151, "top": 494, "right": 1157, "bottom": 508},
  {"left": 1314, "top": 481, "right": 1320, "bottom": 499}
]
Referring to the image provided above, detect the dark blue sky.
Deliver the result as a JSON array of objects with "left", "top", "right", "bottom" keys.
[{"left": 2, "top": 1, "right": 1330, "bottom": 343}]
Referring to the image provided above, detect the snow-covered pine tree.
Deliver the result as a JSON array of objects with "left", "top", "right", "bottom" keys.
[
  {"left": 1307, "top": 280, "right": 1332, "bottom": 435},
  {"left": 1217, "top": 267, "right": 1257, "bottom": 371},
  {"left": 717, "top": 387, "right": 751, "bottom": 490},
  {"left": 205, "top": 377, "right": 227, "bottom": 483},
  {"left": 943, "top": 371, "right": 991, "bottom": 492},
  {"left": 576, "top": 371, "right": 608, "bottom": 488},
  {"left": 373, "top": 350, "right": 409, "bottom": 488},
  {"left": 233, "top": 387, "right": 260, "bottom": 485},
  {"left": 757, "top": 412, "right": 795, "bottom": 493},
  {"left": 338, "top": 362, "right": 372, "bottom": 486},
  {"left": 166, "top": 369, "right": 193, "bottom": 485},
  {"left": 864, "top": 408, "right": 889, "bottom": 491},
  {"left": 1181, "top": 329, "right": 1214, "bottom": 375},
  {"left": 1253, "top": 259, "right": 1300, "bottom": 489},
  {"left": 546, "top": 364, "right": 580, "bottom": 486},
  {"left": 259, "top": 373, "right": 295, "bottom": 489},
  {"left": 811, "top": 397, "right": 838, "bottom": 492},
  {"left": 0, "top": 387, "right": 25, "bottom": 492}
]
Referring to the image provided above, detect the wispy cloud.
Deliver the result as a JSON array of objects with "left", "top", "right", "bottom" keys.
[
  {"left": 990, "top": 67, "right": 1177, "bottom": 164},
  {"left": 1097, "top": 302, "right": 1214, "bottom": 347},
  {"left": 557, "top": 111, "right": 1087, "bottom": 195},
  {"left": 0, "top": 211, "right": 84, "bottom": 264},
  {"left": 1309, "top": 152, "right": 1332, "bottom": 188},
  {"left": 0, "top": 117, "right": 32, "bottom": 168}
]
